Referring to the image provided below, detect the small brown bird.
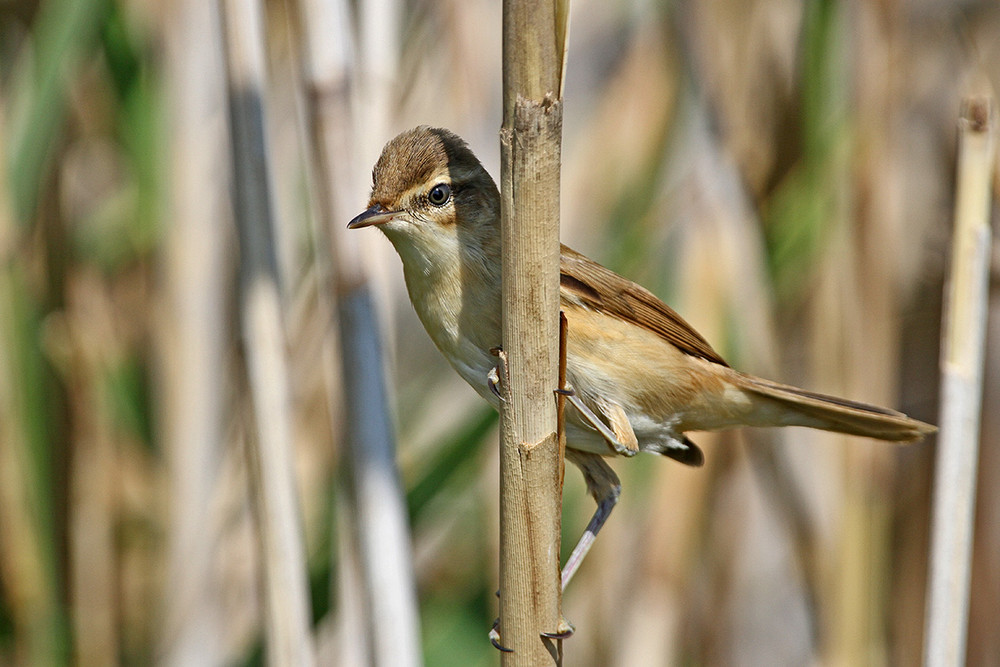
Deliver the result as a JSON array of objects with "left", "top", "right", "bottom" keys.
[{"left": 349, "top": 126, "right": 935, "bottom": 587}]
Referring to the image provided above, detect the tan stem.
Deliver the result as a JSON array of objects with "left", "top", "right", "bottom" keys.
[{"left": 498, "top": 0, "right": 568, "bottom": 661}]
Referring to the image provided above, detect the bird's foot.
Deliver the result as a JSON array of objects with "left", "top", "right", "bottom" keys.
[
  {"left": 487, "top": 366, "right": 503, "bottom": 401},
  {"left": 542, "top": 618, "right": 575, "bottom": 639},
  {"left": 488, "top": 347, "right": 509, "bottom": 402},
  {"left": 490, "top": 618, "right": 513, "bottom": 652},
  {"left": 490, "top": 616, "right": 575, "bottom": 651}
]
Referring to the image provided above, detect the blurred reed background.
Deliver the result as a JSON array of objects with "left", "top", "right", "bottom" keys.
[{"left": 0, "top": 0, "right": 997, "bottom": 665}]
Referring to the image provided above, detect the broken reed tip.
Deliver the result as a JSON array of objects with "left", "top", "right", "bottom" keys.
[{"left": 961, "top": 96, "right": 993, "bottom": 133}]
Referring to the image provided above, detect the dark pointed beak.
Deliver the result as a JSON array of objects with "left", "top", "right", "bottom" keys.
[{"left": 347, "top": 204, "right": 398, "bottom": 229}]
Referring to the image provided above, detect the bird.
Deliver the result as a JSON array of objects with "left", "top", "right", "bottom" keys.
[{"left": 348, "top": 125, "right": 935, "bottom": 589}]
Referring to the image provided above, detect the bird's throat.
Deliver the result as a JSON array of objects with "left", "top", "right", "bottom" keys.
[{"left": 387, "top": 230, "right": 502, "bottom": 393}]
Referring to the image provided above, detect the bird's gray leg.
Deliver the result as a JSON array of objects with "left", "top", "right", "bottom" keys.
[
  {"left": 559, "top": 386, "right": 639, "bottom": 457},
  {"left": 562, "top": 450, "right": 622, "bottom": 590}
]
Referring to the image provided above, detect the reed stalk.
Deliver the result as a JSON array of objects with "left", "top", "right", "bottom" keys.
[
  {"left": 497, "top": 0, "right": 569, "bottom": 663},
  {"left": 220, "top": 0, "right": 315, "bottom": 663},
  {"left": 924, "top": 96, "right": 995, "bottom": 667}
]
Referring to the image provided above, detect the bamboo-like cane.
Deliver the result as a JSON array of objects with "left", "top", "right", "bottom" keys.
[
  {"left": 158, "top": 2, "right": 229, "bottom": 663},
  {"left": 497, "top": 0, "right": 570, "bottom": 663},
  {"left": 924, "top": 96, "right": 995, "bottom": 667},
  {"left": 294, "top": 0, "right": 423, "bottom": 663},
  {"left": 219, "top": 0, "right": 315, "bottom": 664}
]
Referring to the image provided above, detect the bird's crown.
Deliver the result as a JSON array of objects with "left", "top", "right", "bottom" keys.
[{"left": 371, "top": 127, "right": 465, "bottom": 202}]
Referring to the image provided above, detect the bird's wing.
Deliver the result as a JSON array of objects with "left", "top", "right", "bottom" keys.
[{"left": 559, "top": 245, "right": 730, "bottom": 367}]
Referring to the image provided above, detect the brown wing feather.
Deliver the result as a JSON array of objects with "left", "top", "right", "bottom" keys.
[{"left": 560, "top": 245, "right": 729, "bottom": 367}]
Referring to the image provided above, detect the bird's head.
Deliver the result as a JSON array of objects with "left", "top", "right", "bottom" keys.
[{"left": 348, "top": 126, "right": 501, "bottom": 269}]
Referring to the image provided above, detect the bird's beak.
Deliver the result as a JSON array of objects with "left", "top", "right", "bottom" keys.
[{"left": 347, "top": 204, "right": 398, "bottom": 229}]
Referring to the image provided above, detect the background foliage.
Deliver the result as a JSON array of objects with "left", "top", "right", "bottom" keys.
[{"left": 0, "top": 0, "right": 998, "bottom": 664}]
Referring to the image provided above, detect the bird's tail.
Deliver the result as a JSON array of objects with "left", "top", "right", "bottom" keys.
[{"left": 737, "top": 374, "right": 935, "bottom": 442}]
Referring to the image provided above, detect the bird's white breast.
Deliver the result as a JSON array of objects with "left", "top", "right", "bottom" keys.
[{"left": 392, "top": 232, "right": 501, "bottom": 408}]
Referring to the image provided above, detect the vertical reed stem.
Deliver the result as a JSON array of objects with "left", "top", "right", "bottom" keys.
[
  {"left": 924, "top": 96, "right": 995, "bottom": 667},
  {"left": 498, "top": 0, "right": 569, "bottom": 663},
  {"left": 220, "top": 0, "right": 315, "bottom": 663}
]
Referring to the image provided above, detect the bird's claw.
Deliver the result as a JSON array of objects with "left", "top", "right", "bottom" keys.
[
  {"left": 541, "top": 618, "right": 575, "bottom": 639},
  {"left": 490, "top": 618, "right": 514, "bottom": 652},
  {"left": 490, "top": 617, "right": 574, "bottom": 651},
  {"left": 488, "top": 366, "right": 503, "bottom": 401},
  {"left": 487, "top": 347, "right": 509, "bottom": 403},
  {"left": 493, "top": 586, "right": 572, "bottom": 649}
]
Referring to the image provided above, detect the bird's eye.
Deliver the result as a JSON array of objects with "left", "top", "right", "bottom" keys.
[{"left": 428, "top": 183, "right": 451, "bottom": 206}]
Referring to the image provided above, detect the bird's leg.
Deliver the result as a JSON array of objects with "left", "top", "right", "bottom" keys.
[
  {"left": 562, "top": 450, "right": 622, "bottom": 590},
  {"left": 559, "top": 386, "right": 639, "bottom": 457}
]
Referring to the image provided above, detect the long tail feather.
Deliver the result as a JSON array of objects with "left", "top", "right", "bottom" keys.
[{"left": 738, "top": 374, "right": 936, "bottom": 442}]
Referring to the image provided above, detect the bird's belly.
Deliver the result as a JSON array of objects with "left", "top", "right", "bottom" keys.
[
  {"left": 558, "top": 309, "right": 755, "bottom": 454},
  {"left": 430, "top": 305, "right": 752, "bottom": 456},
  {"left": 405, "top": 274, "right": 502, "bottom": 407}
]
